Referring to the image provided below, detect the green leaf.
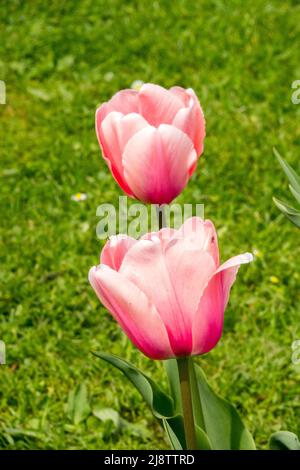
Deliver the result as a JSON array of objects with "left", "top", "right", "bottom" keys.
[
  {"left": 164, "top": 359, "right": 182, "bottom": 414},
  {"left": 93, "top": 352, "right": 174, "bottom": 419},
  {"left": 67, "top": 383, "right": 91, "bottom": 425},
  {"left": 193, "top": 365, "right": 256, "bottom": 450},
  {"left": 274, "top": 148, "right": 300, "bottom": 194},
  {"left": 93, "top": 407, "right": 120, "bottom": 428},
  {"left": 273, "top": 197, "right": 300, "bottom": 228},
  {"left": 289, "top": 184, "right": 300, "bottom": 205},
  {"left": 195, "top": 425, "right": 213, "bottom": 450},
  {"left": 163, "top": 415, "right": 185, "bottom": 450},
  {"left": 269, "top": 431, "right": 300, "bottom": 450},
  {"left": 190, "top": 360, "right": 206, "bottom": 431}
]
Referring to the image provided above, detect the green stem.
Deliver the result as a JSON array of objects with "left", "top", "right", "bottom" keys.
[
  {"left": 177, "top": 357, "right": 197, "bottom": 450},
  {"left": 190, "top": 359, "right": 206, "bottom": 432},
  {"left": 156, "top": 204, "right": 166, "bottom": 230}
]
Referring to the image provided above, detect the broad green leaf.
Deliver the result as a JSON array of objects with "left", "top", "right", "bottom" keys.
[
  {"left": 273, "top": 197, "right": 300, "bottom": 228},
  {"left": 193, "top": 365, "right": 256, "bottom": 450},
  {"left": 289, "top": 184, "right": 300, "bottom": 205},
  {"left": 164, "top": 359, "right": 182, "bottom": 414},
  {"left": 273, "top": 197, "right": 300, "bottom": 215},
  {"left": 195, "top": 425, "right": 212, "bottom": 450},
  {"left": 93, "top": 352, "right": 174, "bottom": 419},
  {"left": 164, "top": 416, "right": 213, "bottom": 451},
  {"left": 274, "top": 148, "right": 300, "bottom": 194},
  {"left": 67, "top": 383, "right": 91, "bottom": 425},
  {"left": 163, "top": 415, "right": 185, "bottom": 450},
  {"left": 269, "top": 431, "right": 300, "bottom": 450},
  {"left": 190, "top": 360, "right": 205, "bottom": 431}
]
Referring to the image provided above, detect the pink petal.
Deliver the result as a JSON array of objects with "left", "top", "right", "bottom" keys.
[
  {"left": 96, "top": 108, "right": 132, "bottom": 195},
  {"left": 120, "top": 239, "right": 193, "bottom": 356},
  {"left": 89, "top": 265, "right": 173, "bottom": 360},
  {"left": 173, "top": 217, "right": 219, "bottom": 266},
  {"left": 215, "top": 253, "right": 253, "bottom": 309},
  {"left": 123, "top": 124, "right": 197, "bottom": 204},
  {"left": 106, "top": 89, "right": 139, "bottom": 115},
  {"left": 191, "top": 270, "right": 224, "bottom": 356},
  {"left": 141, "top": 227, "right": 177, "bottom": 249},
  {"left": 100, "top": 235, "right": 138, "bottom": 271},
  {"left": 164, "top": 236, "right": 217, "bottom": 325},
  {"left": 139, "top": 83, "right": 184, "bottom": 126},
  {"left": 169, "top": 86, "right": 191, "bottom": 106},
  {"left": 172, "top": 89, "right": 205, "bottom": 157},
  {"left": 192, "top": 252, "right": 253, "bottom": 355},
  {"left": 99, "top": 111, "right": 149, "bottom": 195},
  {"left": 95, "top": 102, "right": 109, "bottom": 154},
  {"left": 95, "top": 90, "right": 139, "bottom": 152}
]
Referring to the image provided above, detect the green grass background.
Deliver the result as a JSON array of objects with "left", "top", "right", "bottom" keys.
[{"left": 1, "top": 0, "right": 300, "bottom": 450}]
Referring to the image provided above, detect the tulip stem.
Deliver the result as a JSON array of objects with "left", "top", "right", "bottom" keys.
[
  {"left": 156, "top": 205, "right": 166, "bottom": 229},
  {"left": 156, "top": 206, "right": 197, "bottom": 448},
  {"left": 177, "top": 357, "right": 197, "bottom": 450}
]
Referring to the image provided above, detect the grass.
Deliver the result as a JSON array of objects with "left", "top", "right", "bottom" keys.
[{"left": 1, "top": 0, "right": 300, "bottom": 450}]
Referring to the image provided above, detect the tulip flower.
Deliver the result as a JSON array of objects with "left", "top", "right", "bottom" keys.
[
  {"left": 89, "top": 217, "right": 253, "bottom": 360},
  {"left": 96, "top": 84, "right": 205, "bottom": 204}
]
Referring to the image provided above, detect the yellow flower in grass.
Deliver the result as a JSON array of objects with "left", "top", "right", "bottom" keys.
[{"left": 71, "top": 192, "right": 87, "bottom": 202}]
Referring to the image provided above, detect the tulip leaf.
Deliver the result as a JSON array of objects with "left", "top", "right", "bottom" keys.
[
  {"left": 163, "top": 415, "right": 185, "bottom": 450},
  {"left": 163, "top": 417, "right": 212, "bottom": 451},
  {"left": 274, "top": 148, "right": 300, "bottom": 194},
  {"left": 289, "top": 184, "right": 300, "bottom": 205},
  {"left": 93, "top": 352, "right": 174, "bottom": 419},
  {"left": 164, "top": 359, "right": 182, "bottom": 414},
  {"left": 195, "top": 424, "right": 213, "bottom": 450},
  {"left": 274, "top": 149, "right": 300, "bottom": 228},
  {"left": 273, "top": 197, "right": 300, "bottom": 228},
  {"left": 269, "top": 431, "right": 300, "bottom": 450},
  {"left": 192, "top": 364, "right": 256, "bottom": 450}
]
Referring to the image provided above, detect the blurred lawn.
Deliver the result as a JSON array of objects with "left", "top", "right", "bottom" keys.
[{"left": 1, "top": 0, "right": 300, "bottom": 450}]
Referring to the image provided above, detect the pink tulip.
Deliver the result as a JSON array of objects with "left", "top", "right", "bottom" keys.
[
  {"left": 96, "top": 84, "right": 205, "bottom": 204},
  {"left": 89, "top": 217, "right": 253, "bottom": 360}
]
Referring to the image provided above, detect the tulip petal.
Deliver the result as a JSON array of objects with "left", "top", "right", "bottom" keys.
[
  {"left": 192, "top": 252, "right": 253, "bottom": 355},
  {"left": 89, "top": 265, "right": 173, "bottom": 360},
  {"left": 172, "top": 89, "right": 205, "bottom": 157},
  {"left": 164, "top": 237, "right": 217, "bottom": 324},
  {"left": 123, "top": 124, "right": 197, "bottom": 204},
  {"left": 98, "top": 111, "right": 149, "bottom": 196},
  {"left": 169, "top": 86, "right": 192, "bottom": 106},
  {"left": 106, "top": 89, "right": 139, "bottom": 115},
  {"left": 215, "top": 253, "right": 253, "bottom": 309},
  {"left": 173, "top": 217, "right": 219, "bottom": 266},
  {"left": 96, "top": 108, "right": 131, "bottom": 195},
  {"left": 139, "top": 83, "right": 183, "bottom": 126},
  {"left": 120, "top": 239, "right": 194, "bottom": 356},
  {"left": 101, "top": 235, "right": 138, "bottom": 271},
  {"left": 95, "top": 90, "right": 140, "bottom": 157},
  {"left": 141, "top": 228, "right": 177, "bottom": 249},
  {"left": 192, "top": 271, "right": 224, "bottom": 356}
]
